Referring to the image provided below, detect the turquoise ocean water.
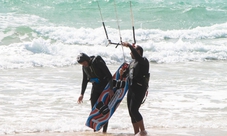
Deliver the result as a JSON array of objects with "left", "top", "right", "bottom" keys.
[
  {"left": 1, "top": 0, "right": 227, "bottom": 67},
  {"left": 1, "top": 0, "right": 227, "bottom": 135}
]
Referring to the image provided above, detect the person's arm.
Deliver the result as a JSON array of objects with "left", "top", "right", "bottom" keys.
[
  {"left": 130, "top": 46, "right": 145, "bottom": 64},
  {"left": 98, "top": 58, "right": 114, "bottom": 97},
  {"left": 99, "top": 60, "right": 113, "bottom": 90},
  {"left": 120, "top": 65, "right": 129, "bottom": 79},
  {"left": 78, "top": 69, "right": 88, "bottom": 104},
  {"left": 122, "top": 42, "right": 146, "bottom": 63}
]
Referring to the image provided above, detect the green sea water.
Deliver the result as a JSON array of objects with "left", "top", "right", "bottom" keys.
[
  {"left": 1, "top": 0, "right": 227, "bottom": 66},
  {"left": 1, "top": 0, "right": 227, "bottom": 30}
]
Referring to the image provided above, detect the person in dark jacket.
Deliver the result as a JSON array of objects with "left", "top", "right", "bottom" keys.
[
  {"left": 77, "top": 53, "right": 114, "bottom": 133},
  {"left": 120, "top": 42, "right": 150, "bottom": 136}
]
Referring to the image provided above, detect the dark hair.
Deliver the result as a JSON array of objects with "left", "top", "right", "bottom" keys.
[
  {"left": 136, "top": 45, "right": 143, "bottom": 56},
  {"left": 77, "top": 53, "right": 90, "bottom": 63}
]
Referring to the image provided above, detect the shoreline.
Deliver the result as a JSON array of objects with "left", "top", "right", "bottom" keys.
[{"left": 1, "top": 128, "right": 227, "bottom": 136}]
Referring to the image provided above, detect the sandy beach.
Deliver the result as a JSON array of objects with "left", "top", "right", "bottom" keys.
[{"left": 1, "top": 128, "right": 227, "bottom": 136}]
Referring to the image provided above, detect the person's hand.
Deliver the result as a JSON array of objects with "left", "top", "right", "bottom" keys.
[
  {"left": 77, "top": 95, "right": 83, "bottom": 104},
  {"left": 121, "top": 42, "right": 131, "bottom": 47},
  {"left": 108, "top": 89, "right": 114, "bottom": 99},
  {"left": 119, "top": 68, "right": 124, "bottom": 76}
]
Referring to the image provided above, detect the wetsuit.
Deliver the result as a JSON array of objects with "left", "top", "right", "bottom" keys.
[
  {"left": 80, "top": 55, "right": 113, "bottom": 132},
  {"left": 124, "top": 45, "right": 150, "bottom": 123}
]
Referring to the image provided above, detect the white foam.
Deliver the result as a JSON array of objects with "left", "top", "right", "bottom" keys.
[
  {"left": 1, "top": 13, "right": 227, "bottom": 69},
  {"left": 1, "top": 62, "right": 227, "bottom": 134}
]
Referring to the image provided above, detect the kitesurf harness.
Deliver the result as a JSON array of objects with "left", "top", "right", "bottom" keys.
[
  {"left": 128, "top": 58, "right": 150, "bottom": 86},
  {"left": 83, "top": 56, "right": 106, "bottom": 84}
]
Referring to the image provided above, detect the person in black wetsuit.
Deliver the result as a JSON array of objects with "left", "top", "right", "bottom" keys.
[
  {"left": 77, "top": 53, "right": 114, "bottom": 133},
  {"left": 120, "top": 42, "right": 150, "bottom": 136}
]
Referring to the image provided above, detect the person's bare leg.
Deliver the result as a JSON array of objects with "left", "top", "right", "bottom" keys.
[
  {"left": 133, "top": 123, "right": 139, "bottom": 134},
  {"left": 135, "top": 120, "right": 147, "bottom": 136},
  {"left": 138, "top": 120, "right": 145, "bottom": 131}
]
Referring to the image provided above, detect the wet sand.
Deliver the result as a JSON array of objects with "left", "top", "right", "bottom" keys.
[{"left": 1, "top": 128, "right": 227, "bottom": 136}]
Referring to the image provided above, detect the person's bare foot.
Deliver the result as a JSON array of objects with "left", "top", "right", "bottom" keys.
[{"left": 135, "top": 130, "right": 147, "bottom": 136}]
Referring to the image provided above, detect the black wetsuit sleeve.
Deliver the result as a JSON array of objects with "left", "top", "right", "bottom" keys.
[
  {"left": 81, "top": 69, "right": 88, "bottom": 95},
  {"left": 129, "top": 45, "right": 144, "bottom": 63},
  {"left": 98, "top": 60, "right": 113, "bottom": 90}
]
